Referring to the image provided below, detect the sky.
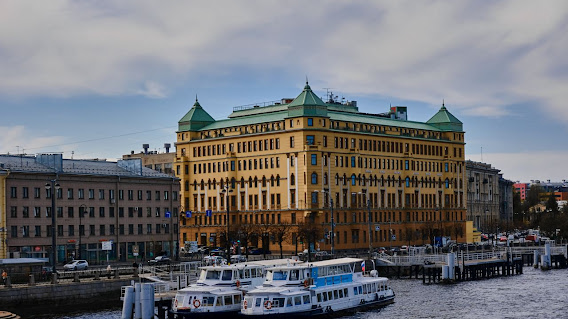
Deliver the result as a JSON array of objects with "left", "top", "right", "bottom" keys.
[{"left": 1, "top": 0, "right": 567, "bottom": 183}]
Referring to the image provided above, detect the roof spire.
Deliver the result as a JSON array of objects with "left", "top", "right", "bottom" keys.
[{"left": 303, "top": 76, "right": 311, "bottom": 90}]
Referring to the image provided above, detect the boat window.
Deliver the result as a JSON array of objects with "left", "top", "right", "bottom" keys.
[
  {"left": 238, "top": 269, "right": 244, "bottom": 279},
  {"left": 199, "top": 269, "right": 207, "bottom": 280},
  {"left": 206, "top": 270, "right": 221, "bottom": 280},
  {"left": 353, "top": 287, "right": 358, "bottom": 295},
  {"left": 363, "top": 285, "right": 367, "bottom": 294},
  {"left": 339, "top": 289, "right": 343, "bottom": 298},
  {"left": 204, "top": 296, "right": 214, "bottom": 306},
  {"left": 327, "top": 291, "right": 333, "bottom": 300},
  {"left": 222, "top": 270, "right": 232, "bottom": 281},
  {"left": 358, "top": 286, "right": 362, "bottom": 294},
  {"left": 323, "top": 292, "right": 328, "bottom": 302},
  {"left": 290, "top": 269, "right": 300, "bottom": 280},
  {"left": 303, "top": 295, "right": 310, "bottom": 304},
  {"left": 294, "top": 296, "right": 302, "bottom": 305},
  {"left": 317, "top": 293, "right": 322, "bottom": 302},
  {"left": 334, "top": 290, "right": 339, "bottom": 299},
  {"left": 244, "top": 269, "right": 251, "bottom": 278},
  {"left": 216, "top": 297, "right": 222, "bottom": 306},
  {"left": 286, "top": 298, "right": 293, "bottom": 307},
  {"left": 224, "top": 295, "right": 233, "bottom": 305},
  {"left": 255, "top": 298, "right": 262, "bottom": 307},
  {"left": 274, "top": 298, "right": 285, "bottom": 308},
  {"left": 344, "top": 288, "right": 348, "bottom": 296},
  {"left": 272, "top": 271, "right": 288, "bottom": 280}
]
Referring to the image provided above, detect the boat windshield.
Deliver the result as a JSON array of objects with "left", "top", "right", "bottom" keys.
[
  {"left": 271, "top": 270, "right": 288, "bottom": 281},
  {"left": 222, "top": 270, "right": 232, "bottom": 281},
  {"left": 203, "top": 270, "right": 222, "bottom": 280}
]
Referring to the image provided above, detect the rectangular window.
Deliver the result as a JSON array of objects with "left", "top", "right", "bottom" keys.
[
  {"left": 10, "top": 187, "right": 17, "bottom": 198},
  {"left": 109, "top": 224, "right": 115, "bottom": 235},
  {"left": 146, "top": 191, "right": 152, "bottom": 200},
  {"left": 306, "top": 135, "right": 315, "bottom": 145},
  {"left": 308, "top": 118, "right": 313, "bottom": 126},
  {"left": 34, "top": 187, "right": 41, "bottom": 198},
  {"left": 23, "top": 187, "right": 29, "bottom": 198},
  {"left": 311, "top": 154, "right": 317, "bottom": 165},
  {"left": 99, "top": 189, "right": 105, "bottom": 199},
  {"left": 88, "top": 189, "right": 94, "bottom": 199}
]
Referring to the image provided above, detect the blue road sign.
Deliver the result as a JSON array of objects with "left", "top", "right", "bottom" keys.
[
  {"left": 165, "top": 211, "right": 171, "bottom": 218},
  {"left": 186, "top": 211, "right": 192, "bottom": 218},
  {"left": 206, "top": 209, "right": 212, "bottom": 217}
]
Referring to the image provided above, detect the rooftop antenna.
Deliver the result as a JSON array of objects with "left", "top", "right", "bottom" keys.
[{"left": 323, "top": 88, "right": 334, "bottom": 103}]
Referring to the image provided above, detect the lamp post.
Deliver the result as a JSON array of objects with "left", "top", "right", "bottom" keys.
[
  {"left": 78, "top": 204, "right": 86, "bottom": 259},
  {"left": 45, "top": 180, "right": 60, "bottom": 271},
  {"left": 221, "top": 186, "right": 233, "bottom": 263}
]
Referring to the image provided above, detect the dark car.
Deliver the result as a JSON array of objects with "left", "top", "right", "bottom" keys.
[{"left": 250, "top": 248, "right": 271, "bottom": 255}]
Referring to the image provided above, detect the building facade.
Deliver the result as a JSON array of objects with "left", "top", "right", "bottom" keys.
[
  {"left": 0, "top": 154, "right": 179, "bottom": 263},
  {"left": 175, "top": 82, "right": 467, "bottom": 253},
  {"left": 466, "top": 160, "right": 501, "bottom": 233},
  {"left": 122, "top": 143, "right": 176, "bottom": 176},
  {"left": 499, "top": 175, "right": 514, "bottom": 227}
]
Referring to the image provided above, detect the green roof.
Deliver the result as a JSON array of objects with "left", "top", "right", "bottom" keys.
[
  {"left": 426, "top": 104, "right": 463, "bottom": 131},
  {"left": 287, "top": 81, "right": 328, "bottom": 117},
  {"left": 178, "top": 98, "right": 216, "bottom": 131}
]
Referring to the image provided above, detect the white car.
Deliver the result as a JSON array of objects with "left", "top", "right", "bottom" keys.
[
  {"left": 203, "top": 255, "right": 227, "bottom": 265},
  {"left": 63, "top": 260, "right": 89, "bottom": 271}
]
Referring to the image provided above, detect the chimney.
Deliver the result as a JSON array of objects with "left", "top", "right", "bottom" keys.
[
  {"left": 164, "top": 143, "right": 171, "bottom": 153},
  {"left": 143, "top": 144, "right": 150, "bottom": 155}
]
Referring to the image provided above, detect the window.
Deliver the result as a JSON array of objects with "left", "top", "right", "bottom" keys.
[
  {"left": 311, "top": 192, "right": 318, "bottom": 204},
  {"left": 306, "top": 135, "right": 315, "bottom": 145},
  {"left": 146, "top": 191, "right": 152, "bottom": 200},
  {"left": 290, "top": 136, "right": 294, "bottom": 148},
  {"left": 308, "top": 118, "right": 313, "bottom": 126},
  {"left": 34, "top": 187, "right": 41, "bottom": 198},
  {"left": 99, "top": 189, "right": 105, "bottom": 199},
  {"left": 10, "top": 187, "right": 16, "bottom": 198},
  {"left": 351, "top": 157, "right": 356, "bottom": 167},
  {"left": 311, "top": 173, "right": 318, "bottom": 184},
  {"left": 23, "top": 187, "right": 29, "bottom": 198},
  {"left": 311, "top": 154, "right": 317, "bottom": 165}
]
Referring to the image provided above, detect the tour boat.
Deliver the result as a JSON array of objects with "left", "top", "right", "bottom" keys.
[
  {"left": 241, "top": 257, "right": 394, "bottom": 317},
  {"left": 169, "top": 259, "right": 301, "bottom": 318}
]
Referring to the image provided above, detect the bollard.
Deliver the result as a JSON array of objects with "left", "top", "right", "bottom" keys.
[
  {"left": 115, "top": 268, "right": 120, "bottom": 279},
  {"left": 51, "top": 272, "right": 58, "bottom": 285},
  {"left": 29, "top": 274, "right": 35, "bottom": 286},
  {"left": 121, "top": 286, "right": 134, "bottom": 319},
  {"left": 5, "top": 276, "right": 12, "bottom": 288},
  {"left": 73, "top": 272, "right": 80, "bottom": 282}
]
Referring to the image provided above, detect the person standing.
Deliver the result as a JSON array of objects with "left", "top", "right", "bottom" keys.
[{"left": 2, "top": 269, "right": 7, "bottom": 285}]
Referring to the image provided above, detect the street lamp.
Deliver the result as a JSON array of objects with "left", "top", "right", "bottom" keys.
[
  {"left": 315, "top": 190, "right": 334, "bottom": 256},
  {"left": 221, "top": 186, "right": 233, "bottom": 263},
  {"left": 45, "top": 180, "right": 60, "bottom": 271},
  {"left": 79, "top": 204, "right": 86, "bottom": 259},
  {"left": 367, "top": 198, "right": 372, "bottom": 258}
]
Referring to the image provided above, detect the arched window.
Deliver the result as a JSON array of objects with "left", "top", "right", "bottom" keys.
[
  {"left": 254, "top": 177, "right": 258, "bottom": 188},
  {"left": 335, "top": 174, "right": 339, "bottom": 186},
  {"left": 276, "top": 175, "right": 280, "bottom": 186},
  {"left": 290, "top": 174, "right": 295, "bottom": 186},
  {"left": 200, "top": 180, "right": 205, "bottom": 190},
  {"left": 270, "top": 175, "right": 275, "bottom": 187},
  {"left": 311, "top": 173, "right": 318, "bottom": 185},
  {"left": 231, "top": 177, "right": 236, "bottom": 189},
  {"left": 262, "top": 176, "right": 267, "bottom": 187},
  {"left": 212, "top": 178, "right": 216, "bottom": 189},
  {"left": 405, "top": 177, "right": 410, "bottom": 187},
  {"left": 351, "top": 174, "right": 356, "bottom": 186},
  {"left": 240, "top": 177, "right": 245, "bottom": 188},
  {"left": 445, "top": 178, "right": 449, "bottom": 188}
]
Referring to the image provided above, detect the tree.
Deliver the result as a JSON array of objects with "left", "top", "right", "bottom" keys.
[
  {"left": 546, "top": 193, "right": 559, "bottom": 216},
  {"left": 271, "top": 222, "right": 293, "bottom": 258},
  {"left": 297, "top": 216, "right": 322, "bottom": 262},
  {"left": 235, "top": 223, "right": 257, "bottom": 259},
  {"left": 420, "top": 221, "right": 436, "bottom": 245}
]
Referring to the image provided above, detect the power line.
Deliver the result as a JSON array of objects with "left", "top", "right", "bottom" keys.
[{"left": 22, "top": 125, "right": 177, "bottom": 152}]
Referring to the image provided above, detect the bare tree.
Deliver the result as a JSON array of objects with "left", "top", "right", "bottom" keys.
[
  {"left": 271, "top": 222, "right": 293, "bottom": 258},
  {"left": 297, "top": 218, "right": 322, "bottom": 262}
]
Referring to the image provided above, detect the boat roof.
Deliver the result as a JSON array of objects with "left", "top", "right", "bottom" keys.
[
  {"left": 178, "top": 286, "right": 240, "bottom": 295},
  {"left": 246, "top": 258, "right": 303, "bottom": 267},
  {"left": 247, "top": 286, "right": 305, "bottom": 295},
  {"left": 267, "top": 258, "right": 362, "bottom": 270}
]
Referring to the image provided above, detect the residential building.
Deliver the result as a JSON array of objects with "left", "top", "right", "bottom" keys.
[
  {"left": 514, "top": 183, "right": 529, "bottom": 201},
  {"left": 499, "top": 175, "right": 514, "bottom": 227},
  {"left": 175, "top": 82, "right": 467, "bottom": 252},
  {"left": 0, "top": 154, "right": 179, "bottom": 262}
]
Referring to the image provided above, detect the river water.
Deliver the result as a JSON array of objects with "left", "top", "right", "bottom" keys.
[{"left": 26, "top": 267, "right": 568, "bottom": 319}]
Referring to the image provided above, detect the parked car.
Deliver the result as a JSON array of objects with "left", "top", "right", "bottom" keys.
[
  {"left": 148, "top": 256, "right": 171, "bottom": 264},
  {"left": 230, "top": 255, "right": 247, "bottom": 263},
  {"left": 63, "top": 260, "right": 89, "bottom": 271},
  {"left": 250, "top": 248, "right": 271, "bottom": 255}
]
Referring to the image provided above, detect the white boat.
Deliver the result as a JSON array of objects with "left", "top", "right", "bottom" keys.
[
  {"left": 241, "top": 257, "right": 394, "bottom": 317},
  {"left": 169, "top": 259, "right": 302, "bottom": 318}
]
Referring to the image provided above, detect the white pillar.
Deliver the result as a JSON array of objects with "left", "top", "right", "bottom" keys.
[{"left": 287, "top": 157, "right": 291, "bottom": 209}]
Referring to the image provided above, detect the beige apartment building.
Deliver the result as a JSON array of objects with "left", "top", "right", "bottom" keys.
[{"left": 175, "top": 82, "right": 467, "bottom": 254}]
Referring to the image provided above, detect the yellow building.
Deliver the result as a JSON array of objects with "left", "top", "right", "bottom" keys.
[{"left": 175, "top": 82, "right": 467, "bottom": 254}]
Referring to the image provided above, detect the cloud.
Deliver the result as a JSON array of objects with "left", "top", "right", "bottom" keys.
[
  {"left": 467, "top": 150, "right": 568, "bottom": 183},
  {"left": 0, "top": 1, "right": 567, "bottom": 123},
  {"left": 0, "top": 125, "right": 69, "bottom": 155}
]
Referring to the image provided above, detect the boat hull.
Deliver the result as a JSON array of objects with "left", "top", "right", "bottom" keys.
[
  {"left": 243, "top": 295, "right": 395, "bottom": 318},
  {"left": 168, "top": 309, "right": 239, "bottom": 319}
]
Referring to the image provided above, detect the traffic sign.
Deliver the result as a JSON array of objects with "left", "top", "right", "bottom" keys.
[
  {"left": 206, "top": 209, "right": 212, "bottom": 217},
  {"left": 375, "top": 225, "right": 380, "bottom": 231},
  {"left": 186, "top": 211, "right": 192, "bottom": 218},
  {"left": 165, "top": 211, "right": 171, "bottom": 218}
]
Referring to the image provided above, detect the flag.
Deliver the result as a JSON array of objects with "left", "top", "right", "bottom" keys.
[{"left": 361, "top": 261, "right": 365, "bottom": 272}]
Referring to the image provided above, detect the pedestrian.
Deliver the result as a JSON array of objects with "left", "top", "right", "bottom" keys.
[
  {"left": 2, "top": 269, "right": 7, "bottom": 285},
  {"left": 106, "top": 264, "right": 112, "bottom": 279}
]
